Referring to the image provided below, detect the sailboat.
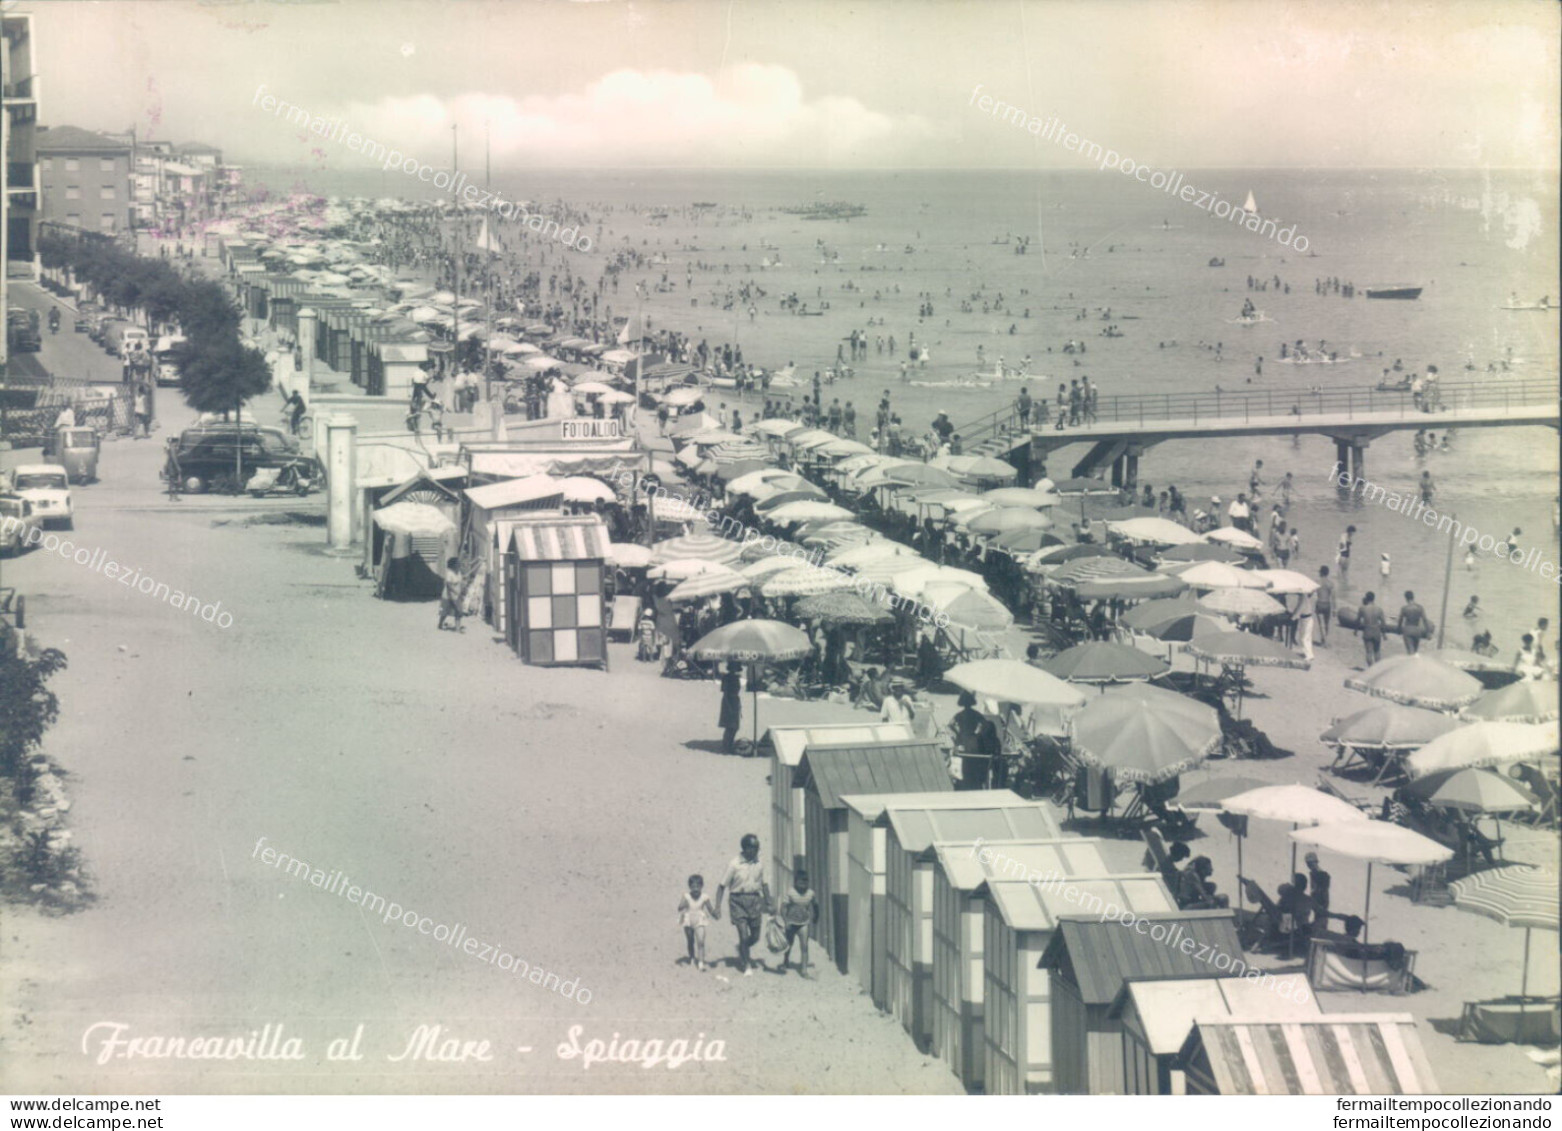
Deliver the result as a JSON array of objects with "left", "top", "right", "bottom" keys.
[{"left": 1242, "top": 190, "right": 1259, "bottom": 214}]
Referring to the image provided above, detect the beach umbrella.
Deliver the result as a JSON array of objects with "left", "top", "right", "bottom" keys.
[
  {"left": 1049, "top": 555, "right": 1149, "bottom": 585},
  {"left": 713, "top": 459, "right": 772, "bottom": 483},
  {"left": 1070, "top": 688, "right": 1221, "bottom": 784},
  {"left": 1073, "top": 574, "right": 1189, "bottom": 602},
  {"left": 1449, "top": 866, "right": 1560, "bottom": 998},
  {"left": 826, "top": 541, "right": 914, "bottom": 569},
  {"left": 727, "top": 468, "right": 800, "bottom": 496},
  {"left": 1321, "top": 703, "right": 1462, "bottom": 749},
  {"left": 1428, "top": 768, "right": 1537, "bottom": 816},
  {"left": 749, "top": 419, "right": 805, "bottom": 438},
  {"left": 1175, "top": 560, "right": 1272, "bottom": 590},
  {"left": 1461, "top": 681, "right": 1560, "bottom": 724},
  {"left": 599, "top": 390, "right": 636, "bottom": 405},
  {"left": 742, "top": 555, "right": 814, "bottom": 580},
  {"left": 571, "top": 380, "right": 616, "bottom": 396},
  {"left": 1224, "top": 783, "right": 1370, "bottom": 926},
  {"left": 1040, "top": 641, "right": 1170, "bottom": 684},
  {"left": 1291, "top": 820, "right": 1454, "bottom": 959},
  {"left": 662, "top": 386, "right": 703, "bottom": 407},
  {"left": 835, "top": 454, "right": 896, "bottom": 476},
  {"left": 606, "top": 542, "right": 653, "bottom": 568},
  {"left": 648, "top": 558, "right": 735, "bottom": 581},
  {"left": 1187, "top": 629, "right": 1310, "bottom": 670},
  {"left": 755, "top": 490, "right": 831, "bottom": 514},
  {"left": 892, "top": 566, "right": 988, "bottom": 598},
  {"left": 691, "top": 619, "right": 814, "bottom": 750},
  {"left": 666, "top": 569, "right": 751, "bottom": 603},
  {"left": 794, "top": 591, "right": 895, "bottom": 625},
  {"left": 524, "top": 355, "right": 563, "bottom": 371},
  {"left": 945, "top": 504, "right": 999, "bottom": 528},
  {"left": 1148, "top": 613, "right": 1229, "bottom": 645},
  {"left": 1345, "top": 654, "right": 1485, "bottom": 710},
  {"left": 1197, "top": 588, "right": 1285, "bottom": 620},
  {"left": 1423, "top": 647, "right": 1519, "bottom": 675},
  {"left": 651, "top": 533, "right": 742, "bottom": 565},
  {"left": 883, "top": 464, "right": 960, "bottom": 489},
  {"left": 1025, "top": 543, "right": 1116, "bottom": 569},
  {"left": 1175, "top": 774, "right": 1271, "bottom": 810},
  {"left": 1158, "top": 543, "right": 1246, "bottom": 564},
  {"left": 1204, "top": 526, "right": 1266, "bottom": 551},
  {"left": 981, "top": 485, "right": 1059, "bottom": 508},
  {"left": 1108, "top": 517, "right": 1204, "bottom": 546},
  {"left": 556, "top": 476, "right": 616, "bottom": 504},
  {"left": 767, "top": 501, "right": 856, "bottom": 524},
  {"left": 1121, "top": 597, "right": 1203, "bottom": 631},
  {"left": 739, "top": 538, "right": 804, "bottom": 563},
  {"left": 687, "top": 427, "right": 742, "bottom": 445},
  {"left": 709, "top": 442, "right": 772, "bottom": 463},
  {"left": 922, "top": 584, "right": 1014, "bottom": 631},
  {"left": 819, "top": 438, "right": 876, "bottom": 458},
  {"left": 945, "top": 660, "right": 1089, "bottom": 709},
  {"left": 855, "top": 557, "right": 937, "bottom": 584},
  {"left": 1254, "top": 569, "right": 1321, "bottom": 594},
  {"left": 759, "top": 566, "right": 853, "bottom": 598},
  {"left": 648, "top": 495, "right": 711, "bottom": 524},
  {"left": 991, "top": 528, "right": 1067, "bottom": 555},
  {"left": 939, "top": 456, "right": 1021, "bottom": 484},
  {"left": 785, "top": 429, "right": 836, "bottom": 449},
  {"left": 966, "top": 507, "right": 1054, "bottom": 536},
  {"left": 1404, "top": 721, "right": 1560, "bottom": 779}
]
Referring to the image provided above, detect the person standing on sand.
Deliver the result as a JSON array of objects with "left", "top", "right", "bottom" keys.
[
  {"left": 678, "top": 874, "right": 718, "bottom": 971},
  {"left": 1397, "top": 590, "right": 1428, "bottom": 654},
  {"left": 1357, "top": 591, "right": 1386, "bottom": 667},
  {"left": 719, "top": 662, "right": 743, "bottom": 753},
  {"left": 774, "top": 869, "right": 820, "bottom": 976},
  {"left": 715, "top": 834, "right": 771, "bottom": 976}
]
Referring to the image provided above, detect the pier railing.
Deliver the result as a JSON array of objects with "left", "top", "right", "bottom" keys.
[{"left": 958, "top": 377, "right": 1561, "bottom": 450}]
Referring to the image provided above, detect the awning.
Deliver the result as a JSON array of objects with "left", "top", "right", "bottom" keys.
[
  {"left": 508, "top": 518, "right": 611, "bottom": 562},
  {"left": 468, "top": 450, "right": 644, "bottom": 479},
  {"left": 464, "top": 474, "right": 565, "bottom": 511}
]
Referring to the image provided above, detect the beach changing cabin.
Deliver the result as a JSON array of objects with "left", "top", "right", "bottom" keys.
[
  {"left": 764, "top": 723, "right": 917, "bottom": 901},
  {"left": 798, "top": 740, "right": 950, "bottom": 970},
  {"left": 1038, "top": 910, "right": 1244, "bottom": 1094},
  {"left": 981, "top": 874, "right": 1177, "bottom": 1095},
  {"left": 1113, "top": 977, "right": 1321, "bottom": 1095},
  {"left": 883, "top": 798, "right": 1063, "bottom": 1052},
  {"left": 930, "top": 838, "right": 1112, "bottom": 1092},
  {"left": 840, "top": 790, "right": 1018, "bottom": 1011},
  {"left": 504, "top": 517, "right": 610, "bottom": 669},
  {"left": 1177, "top": 1013, "right": 1439, "bottom": 1095}
]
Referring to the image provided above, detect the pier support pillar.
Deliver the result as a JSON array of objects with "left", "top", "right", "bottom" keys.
[
  {"left": 324, "top": 413, "right": 358, "bottom": 551},
  {"left": 1125, "top": 454, "right": 1140, "bottom": 491},
  {"left": 1350, "top": 444, "right": 1366, "bottom": 482},
  {"left": 1110, "top": 456, "right": 1125, "bottom": 488}
]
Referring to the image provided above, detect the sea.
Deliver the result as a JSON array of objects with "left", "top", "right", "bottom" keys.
[{"left": 245, "top": 165, "right": 1561, "bottom": 648}]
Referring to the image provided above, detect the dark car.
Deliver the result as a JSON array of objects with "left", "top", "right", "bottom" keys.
[
  {"left": 163, "top": 423, "right": 319, "bottom": 494},
  {"left": 7, "top": 307, "right": 40, "bottom": 352},
  {"left": 74, "top": 302, "right": 101, "bottom": 332}
]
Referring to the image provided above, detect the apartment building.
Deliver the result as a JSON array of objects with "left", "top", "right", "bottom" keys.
[
  {"left": 37, "top": 124, "right": 133, "bottom": 237},
  {"left": 3, "top": 10, "right": 41, "bottom": 281}
]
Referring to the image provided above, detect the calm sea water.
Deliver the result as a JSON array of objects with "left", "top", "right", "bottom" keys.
[{"left": 248, "top": 165, "right": 1561, "bottom": 646}]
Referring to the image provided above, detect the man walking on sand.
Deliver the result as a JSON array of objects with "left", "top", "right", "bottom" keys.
[
  {"left": 1357, "top": 591, "right": 1386, "bottom": 668},
  {"left": 714, "top": 834, "right": 771, "bottom": 976}
]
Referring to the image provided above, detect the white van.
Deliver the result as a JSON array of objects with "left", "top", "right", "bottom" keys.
[{"left": 118, "top": 325, "right": 150, "bottom": 360}]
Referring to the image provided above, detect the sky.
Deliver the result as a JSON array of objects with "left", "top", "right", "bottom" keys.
[{"left": 19, "top": 0, "right": 1561, "bottom": 170}]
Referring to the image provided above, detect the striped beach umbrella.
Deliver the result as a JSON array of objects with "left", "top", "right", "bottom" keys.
[
  {"left": 1049, "top": 555, "right": 1149, "bottom": 585},
  {"left": 743, "top": 555, "right": 815, "bottom": 580},
  {"left": 1461, "top": 680, "right": 1560, "bottom": 724},
  {"left": 794, "top": 591, "right": 895, "bottom": 625},
  {"left": 648, "top": 558, "right": 735, "bottom": 582},
  {"left": 666, "top": 568, "right": 751, "bottom": 603},
  {"left": 759, "top": 566, "right": 853, "bottom": 597},
  {"left": 651, "top": 533, "right": 742, "bottom": 565},
  {"left": 1449, "top": 865, "right": 1560, "bottom": 998},
  {"left": 1346, "top": 654, "right": 1485, "bottom": 710}
]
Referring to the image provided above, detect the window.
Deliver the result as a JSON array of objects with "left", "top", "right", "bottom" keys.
[
  {"left": 66, "top": 213, "right": 79, "bottom": 225},
  {"left": 64, "top": 185, "right": 80, "bottom": 200},
  {"left": 64, "top": 157, "right": 79, "bottom": 172},
  {"left": 99, "top": 185, "right": 115, "bottom": 200},
  {"left": 100, "top": 212, "right": 116, "bottom": 232},
  {"left": 39, "top": 157, "right": 51, "bottom": 172},
  {"left": 99, "top": 157, "right": 115, "bottom": 172}
]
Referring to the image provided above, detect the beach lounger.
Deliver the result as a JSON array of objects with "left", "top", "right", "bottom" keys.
[
  {"left": 1305, "top": 935, "right": 1419, "bottom": 995},
  {"left": 1142, "top": 827, "right": 1170, "bottom": 874},
  {"left": 608, "top": 595, "right": 640, "bottom": 641}
]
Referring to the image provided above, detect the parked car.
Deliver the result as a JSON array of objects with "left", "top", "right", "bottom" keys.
[
  {"left": 73, "top": 301, "right": 100, "bottom": 332},
  {"left": 0, "top": 493, "right": 43, "bottom": 556},
  {"left": 91, "top": 315, "right": 123, "bottom": 347},
  {"left": 153, "top": 334, "right": 186, "bottom": 387},
  {"left": 7, "top": 306, "right": 40, "bottom": 352},
  {"left": 9, "top": 464, "right": 73, "bottom": 529},
  {"left": 163, "top": 423, "right": 317, "bottom": 494}
]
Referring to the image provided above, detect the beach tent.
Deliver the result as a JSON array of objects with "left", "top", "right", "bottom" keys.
[
  {"left": 1038, "top": 911, "right": 1244, "bottom": 1094},
  {"left": 1176, "top": 1013, "right": 1438, "bottom": 1094},
  {"left": 798, "top": 741, "right": 951, "bottom": 969},
  {"left": 370, "top": 501, "right": 459, "bottom": 601},
  {"left": 883, "top": 800, "right": 1063, "bottom": 1051},
  {"left": 930, "top": 839, "right": 1111, "bottom": 1091},
  {"left": 1114, "top": 973, "right": 1321, "bottom": 1095},
  {"left": 981, "top": 875, "right": 1178, "bottom": 1095},
  {"left": 840, "top": 791, "right": 1018, "bottom": 1011},
  {"left": 762, "top": 724, "right": 917, "bottom": 900}
]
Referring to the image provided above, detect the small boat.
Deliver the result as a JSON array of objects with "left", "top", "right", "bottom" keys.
[
  {"left": 1500, "top": 298, "right": 1556, "bottom": 311},
  {"left": 1242, "top": 190, "right": 1259, "bottom": 214},
  {"left": 1365, "top": 285, "right": 1423, "bottom": 300},
  {"left": 1208, "top": 257, "right": 1225, "bottom": 267}
]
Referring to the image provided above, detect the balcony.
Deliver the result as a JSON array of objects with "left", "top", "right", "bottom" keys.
[{"left": 5, "top": 160, "right": 38, "bottom": 194}]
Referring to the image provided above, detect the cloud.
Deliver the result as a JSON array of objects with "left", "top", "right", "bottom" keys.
[{"left": 318, "top": 63, "right": 932, "bottom": 166}]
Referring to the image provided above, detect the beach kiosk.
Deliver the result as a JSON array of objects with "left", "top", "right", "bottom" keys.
[
  {"left": 930, "top": 838, "right": 1112, "bottom": 1092},
  {"left": 981, "top": 874, "right": 1178, "bottom": 1095},
  {"left": 883, "top": 798, "right": 1063, "bottom": 1052},
  {"left": 1176, "top": 1013, "right": 1439, "bottom": 1094},
  {"left": 764, "top": 723, "right": 917, "bottom": 903},
  {"left": 504, "top": 516, "right": 611, "bottom": 669},
  {"left": 840, "top": 791, "right": 1019, "bottom": 1011},
  {"left": 1038, "top": 910, "right": 1244, "bottom": 1094},
  {"left": 797, "top": 740, "right": 951, "bottom": 971},
  {"left": 1113, "top": 977, "right": 1321, "bottom": 1095}
]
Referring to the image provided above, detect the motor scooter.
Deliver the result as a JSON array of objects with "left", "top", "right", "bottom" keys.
[{"left": 245, "top": 459, "right": 319, "bottom": 498}]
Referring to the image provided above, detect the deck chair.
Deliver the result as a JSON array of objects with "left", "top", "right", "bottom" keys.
[
  {"left": 1142, "top": 827, "right": 1171, "bottom": 875},
  {"left": 608, "top": 594, "right": 641, "bottom": 641},
  {"left": 1306, "top": 936, "right": 1418, "bottom": 995}
]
